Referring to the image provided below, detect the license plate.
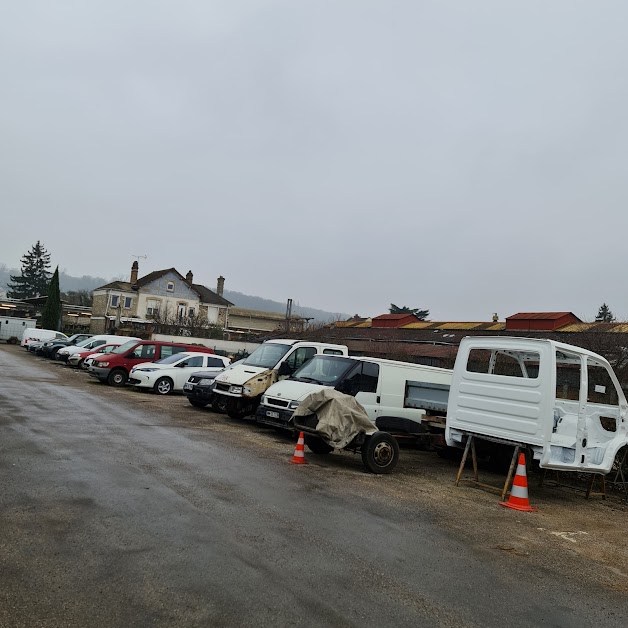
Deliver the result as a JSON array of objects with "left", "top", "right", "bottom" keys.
[
  {"left": 183, "top": 383, "right": 193, "bottom": 391},
  {"left": 266, "top": 410, "right": 280, "bottom": 419}
]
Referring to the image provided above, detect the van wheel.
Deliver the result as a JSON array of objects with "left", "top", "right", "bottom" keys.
[
  {"left": 108, "top": 369, "right": 128, "bottom": 387},
  {"left": 361, "top": 432, "right": 399, "bottom": 474},
  {"left": 154, "top": 377, "right": 174, "bottom": 395},
  {"left": 304, "top": 435, "right": 333, "bottom": 455},
  {"left": 226, "top": 399, "right": 251, "bottom": 419}
]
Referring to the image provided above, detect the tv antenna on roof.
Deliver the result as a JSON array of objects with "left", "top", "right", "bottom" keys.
[{"left": 131, "top": 255, "right": 147, "bottom": 262}]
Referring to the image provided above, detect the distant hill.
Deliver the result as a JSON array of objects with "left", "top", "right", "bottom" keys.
[
  {"left": 0, "top": 265, "right": 347, "bottom": 322},
  {"left": 223, "top": 290, "right": 347, "bottom": 322}
]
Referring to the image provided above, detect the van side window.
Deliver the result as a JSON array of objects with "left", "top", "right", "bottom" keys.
[
  {"left": 170, "top": 346, "right": 188, "bottom": 355},
  {"left": 342, "top": 363, "right": 380, "bottom": 395},
  {"left": 160, "top": 345, "right": 174, "bottom": 358},
  {"left": 466, "top": 349, "right": 540, "bottom": 379},
  {"left": 360, "top": 362, "right": 380, "bottom": 393},
  {"left": 555, "top": 351, "right": 581, "bottom": 401},
  {"left": 323, "top": 348, "right": 343, "bottom": 355},
  {"left": 285, "top": 347, "right": 317, "bottom": 371},
  {"left": 129, "top": 344, "right": 156, "bottom": 359}
]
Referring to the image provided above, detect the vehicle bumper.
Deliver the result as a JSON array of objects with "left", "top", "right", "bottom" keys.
[
  {"left": 128, "top": 372, "right": 154, "bottom": 388},
  {"left": 183, "top": 384, "right": 216, "bottom": 404},
  {"left": 67, "top": 356, "right": 82, "bottom": 366},
  {"left": 255, "top": 404, "right": 295, "bottom": 430},
  {"left": 89, "top": 366, "right": 112, "bottom": 381}
]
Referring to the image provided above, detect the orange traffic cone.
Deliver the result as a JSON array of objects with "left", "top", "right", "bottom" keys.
[
  {"left": 499, "top": 453, "right": 538, "bottom": 512},
  {"left": 290, "top": 432, "right": 308, "bottom": 465}
]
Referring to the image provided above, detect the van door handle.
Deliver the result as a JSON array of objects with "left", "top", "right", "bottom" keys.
[{"left": 376, "top": 396, "right": 380, "bottom": 403}]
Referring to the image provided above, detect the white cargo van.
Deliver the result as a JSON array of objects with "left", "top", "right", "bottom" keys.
[
  {"left": 21, "top": 327, "right": 68, "bottom": 349},
  {"left": 1, "top": 317, "right": 37, "bottom": 344},
  {"left": 56, "top": 334, "right": 141, "bottom": 362},
  {"left": 212, "top": 339, "right": 348, "bottom": 418},
  {"left": 256, "top": 354, "right": 452, "bottom": 432}
]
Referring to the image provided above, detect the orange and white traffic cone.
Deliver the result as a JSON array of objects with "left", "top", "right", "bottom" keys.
[
  {"left": 499, "top": 453, "right": 538, "bottom": 512},
  {"left": 290, "top": 432, "right": 308, "bottom": 465}
]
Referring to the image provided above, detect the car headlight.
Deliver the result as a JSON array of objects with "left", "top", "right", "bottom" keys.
[
  {"left": 138, "top": 368, "right": 158, "bottom": 372},
  {"left": 96, "top": 361, "right": 109, "bottom": 367},
  {"left": 199, "top": 378, "right": 213, "bottom": 385},
  {"left": 229, "top": 385, "right": 243, "bottom": 394},
  {"left": 289, "top": 401, "right": 300, "bottom": 410},
  {"left": 260, "top": 395, "right": 267, "bottom": 405}
]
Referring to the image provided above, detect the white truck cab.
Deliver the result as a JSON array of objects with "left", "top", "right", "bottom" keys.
[
  {"left": 212, "top": 339, "right": 348, "bottom": 418},
  {"left": 257, "top": 354, "right": 452, "bottom": 432},
  {"left": 445, "top": 337, "right": 628, "bottom": 473}
]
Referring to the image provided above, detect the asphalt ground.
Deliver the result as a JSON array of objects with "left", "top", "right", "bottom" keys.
[{"left": 1, "top": 344, "right": 627, "bottom": 627}]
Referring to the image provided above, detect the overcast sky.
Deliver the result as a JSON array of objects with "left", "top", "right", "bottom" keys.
[{"left": 2, "top": 1, "right": 627, "bottom": 321}]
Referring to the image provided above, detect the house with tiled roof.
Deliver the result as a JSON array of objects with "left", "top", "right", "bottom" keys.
[{"left": 90, "top": 262, "right": 233, "bottom": 334}]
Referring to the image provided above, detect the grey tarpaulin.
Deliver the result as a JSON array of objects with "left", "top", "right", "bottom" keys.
[{"left": 292, "top": 389, "right": 377, "bottom": 449}]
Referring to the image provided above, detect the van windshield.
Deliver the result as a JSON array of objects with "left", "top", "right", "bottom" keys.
[
  {"left": 113, "top": 340, "right": 139, "bottom": 354},
  {"left": 243, "top": 343, "right": 291, "bottom": 369},
  {"left": 75, "top": 337, "right": 95, "bottom": 348},
  {"left": 292, "top": 355, "right": 355, "bottom": 385}
]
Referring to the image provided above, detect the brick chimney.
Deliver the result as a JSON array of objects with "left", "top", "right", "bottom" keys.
[
  {"left": 186, "top": 270, "right": 193, "bottom": 286},
  {"left": 216, "top": 276, "right": 225, "bottom": 297},
  {"left": 130, "top": 261, "right": 139, "bottom": 284}
]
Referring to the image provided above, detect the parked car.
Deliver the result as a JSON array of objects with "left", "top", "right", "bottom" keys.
[
  {"left": 183, "top": 359, "right": 244, "bottom": 408},
  {"left": 129, "top": 352, "right": 230, "bottom": 395},
  {"left": 57, "top": 335, "right": 140, "bottom": 363},
  {"left": 40, "top": 334, "right": 93, "bottom": 359},
  {"left": 21, "top": 328, "right": 67, "bottom": 350},
  {"left": 89, "top": 340, "right": 213, "bottom": 386},
  {"left": 67, "top": 343, "right": 126, "bottom": 369}
]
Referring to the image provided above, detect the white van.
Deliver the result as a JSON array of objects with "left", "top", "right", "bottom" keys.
[
  {"left": 56, "top": 334, "right": 141, "bottom": 362},
  {"left": 212, "top": 339, "right": 349, "bottom": 418},
  {"left": 256, "top": 354, "right": 452, "bottom": 432},
  {"left": 1, "top": 317, "right": 37, "bottom": 344},
  {"left": 21, "top": 328, "right": 68, "bottom": 349}
]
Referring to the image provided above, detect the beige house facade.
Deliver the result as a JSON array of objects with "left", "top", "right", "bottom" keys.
[{"left": 90, "top": 263, "right": 232, "bottom": 334}]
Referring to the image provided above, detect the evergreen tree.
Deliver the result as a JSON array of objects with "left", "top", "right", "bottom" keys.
[
  {"left": 7, "top": 241, "right": 52, "bottom": 298},
  {"left": 41, "top": 266, "right": 62, "bottom": 330},
  {"left": 389, "top": 303, "right": 430, "bottom": 320},
  {"left": 595, "top": 303, "right": 615, "bottom": 323}
]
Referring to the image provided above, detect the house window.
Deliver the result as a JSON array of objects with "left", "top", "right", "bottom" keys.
[
  {"left": 123, "top": 297, "right": 133, "bottom": 309},
  {"left": 146, "top": 299, "right": 160, "bottom": 316},
  {"left": 110, "top": 295, "right": 120, "bottom": 307},
  {"left": 177, "top": 303, "right": 186, "bottom": 319},
  {"left": 167, "top": 281, "right": 175, "bottom": 292},
  {"left": 189, "top": 307, "right": 195, "bottom": 317}
]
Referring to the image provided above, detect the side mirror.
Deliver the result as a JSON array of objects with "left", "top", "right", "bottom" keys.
[{"left": 277, "top": 362, "right": 292, "bottom": 377}]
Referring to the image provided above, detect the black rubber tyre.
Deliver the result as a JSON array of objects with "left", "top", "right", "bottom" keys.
[
  {"left": 76, "top": 358, "right": 84, "bottom": 369},
  {"left": 107, "top": 368, "right": 128, "bottom": 387},
  {"left": 189, "top": 398, "right": 208, "bottom": 408},
  {"left": 361, "top": 432, "right": 399, "bottom": 474},
  {"left": 304, "top": 435, "right": 334, "bottom": 455},
  {"left": 154, "top": 377, "right": 174, "bottom": 395}
]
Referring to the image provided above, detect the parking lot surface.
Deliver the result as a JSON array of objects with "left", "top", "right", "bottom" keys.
[{"left": 1, "top": 344, "right": 627, "bottom": 627}]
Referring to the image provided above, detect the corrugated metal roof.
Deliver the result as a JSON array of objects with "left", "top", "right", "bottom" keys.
[
  {"left": 400, "top": 322, "right": 437, "bottom": 329},
  {"left": 373, "top": 314, "right": 416, "bottom": 320},
  {"left": 507, "top": 312, "right": 575, "bottom": 321},
  {"left": 558, "top": 322, "right": 628, "bottom": 333}
]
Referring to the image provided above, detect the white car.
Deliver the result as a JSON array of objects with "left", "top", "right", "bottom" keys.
[
  {"left": 67, "top": 343, "right": 121, "bottom": 369},
  {"left": 129, "top": 352, "right": 231, "bottom": 395}
]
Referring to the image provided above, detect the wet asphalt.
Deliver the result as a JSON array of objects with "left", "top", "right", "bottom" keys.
[{"left": 1, "top": 345, "right": 627, "bottom": 628}]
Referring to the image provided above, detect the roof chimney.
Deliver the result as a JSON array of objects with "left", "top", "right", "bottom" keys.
[
  {"left": 186, "top": 270, "right": 193, "bottom": 286},
  {"left": 130, "top": 261, "right": 139, "bottom": 284},
  {"left": 217, "top": 276, "right": 225, "bottom": 297}
]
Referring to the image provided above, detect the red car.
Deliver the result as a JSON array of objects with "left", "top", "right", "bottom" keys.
[{"left": 88, "top": 340, "right": 213, "bottom": 386}]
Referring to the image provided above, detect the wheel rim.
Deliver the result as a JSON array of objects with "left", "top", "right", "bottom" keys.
[
  {"left": 113, "top": 373, "right": 124, "bottom": 385},
  {"left": 157, "top": 380, "right": 171, "bottom": 394},
  {"left": 372, "top": 442, "right": 394, "bottom": 467}
]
